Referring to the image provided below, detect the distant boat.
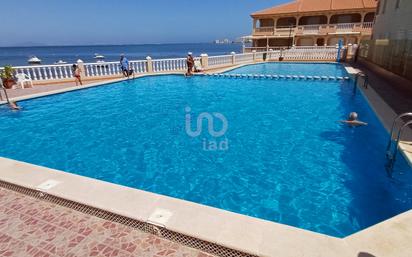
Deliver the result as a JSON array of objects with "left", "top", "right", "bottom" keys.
[
  {"left": 27, "top": 56, "right": 42, "bottom": 65},
  {"left": 94, "top": 53, "right": 108, "bottom": 67},
  {"left": 54, "top": 60, "right": 67, "bottom": 64},
  {"left": 94, "top": 53, "right": 105, "bottom": 62}
]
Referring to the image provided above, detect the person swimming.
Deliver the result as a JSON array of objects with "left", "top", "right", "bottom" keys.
[
  {"left": 340, "top": 112, "right": 367, "bottom": 126},
  {"left": 8, "top": 101, "right": 21, "bottom": 110}
]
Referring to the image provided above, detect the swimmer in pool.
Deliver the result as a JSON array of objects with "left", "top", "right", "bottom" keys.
[{"left": 340, "top": 112, "right": 367, "bottom": 126}]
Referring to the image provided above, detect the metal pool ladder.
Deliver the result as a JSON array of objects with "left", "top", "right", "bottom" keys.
[{"left": 386, "top": 112, "right": 412, "bottom": 175}]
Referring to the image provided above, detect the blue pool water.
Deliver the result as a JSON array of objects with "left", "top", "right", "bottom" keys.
[
  {"left": 226, "top": 62, "right": 347, "bottom": 77},
  {"left": 1, "top": 63, "right": 411, "bottom": 237}
]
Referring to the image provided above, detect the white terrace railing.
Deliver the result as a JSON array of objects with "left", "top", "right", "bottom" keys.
[
  {"left": 208, "top": 55, "right": 233, "bottom": 67},
  {"left": 11, "top": 63, "right": 74, "bottom": 81},
  {"left": 0, "top": 47, "right": 344, "bottom": 82},
  {"left": 83, "top": 60, "right": 147, "bottom": 77},
  {"left": 152, "top": 58, "right": 187, "bottom": 72}
]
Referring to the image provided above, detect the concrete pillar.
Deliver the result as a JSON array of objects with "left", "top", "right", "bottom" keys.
[
  {"left": 327, "top": 13, "right": 333, "bottom": 25},
  {"left": 252, "top": 50, "right": 257, "bottom": 62},
  {"left": 231, "top": 52, "right": 236, "bottom": 64},
  {"left": 76, "top": 59, "right": 86, "bottom": 77},
  {"left": 347, "top": 43, "right": 354, "bottom": 60},
  {"left": 268, "top": 49, "right": 274, "bottom": 61},
  {"left": 146, "top": 56, "right": 153, "bottom": 73},
  {"left": 360, "top": 12, "right": 366, "bottom": 25},
  {"left": 200, "top": 53, "right": 208, "bottom": 69},
  {"left": 273, "top": 17, "right": 278, "bottom": 34}
]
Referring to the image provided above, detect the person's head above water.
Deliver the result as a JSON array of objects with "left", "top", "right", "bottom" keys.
[{"left": 349, "top": 112, "right": 358, "bottom": 121}]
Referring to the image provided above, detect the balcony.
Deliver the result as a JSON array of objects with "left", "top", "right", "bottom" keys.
[{"left": 252, "top": 22, "right": 374, "bottom": 37}]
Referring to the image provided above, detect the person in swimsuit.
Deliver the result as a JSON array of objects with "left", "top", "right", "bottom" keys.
[
  {"left": 72, "top": 64, "right": 83, "bottom": 86},
  {"left": 340, "top": 112, "right": 368, "bottom": 127},
  {"left": 186, "top": 52, "right": 194, "bottom": 77}
]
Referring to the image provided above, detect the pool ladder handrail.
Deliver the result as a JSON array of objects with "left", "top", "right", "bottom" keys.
[
  {"left": 353, "top": 72, "right": 368, "bottom": 95},
  {"left": 385, "top": 112, "right": 412, "bottom": 174}
]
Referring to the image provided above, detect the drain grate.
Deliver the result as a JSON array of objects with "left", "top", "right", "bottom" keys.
[{"left": 0, "top": 180, "right": 257, "bottom": 257}]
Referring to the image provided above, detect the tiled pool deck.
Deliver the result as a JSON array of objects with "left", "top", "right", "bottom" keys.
[{"left": 0, "top": 187, "right": 214, "bottom": 257}]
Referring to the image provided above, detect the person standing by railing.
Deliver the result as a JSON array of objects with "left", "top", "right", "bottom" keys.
[
  {"left": 72, "top": 64, "right": 83, "bottom": 86},
  {"left": 120, "top": 54, "right": 131, "bottom": 78},
  {"left": 185, "top": 52, "right": 194, "bottom": 77}
]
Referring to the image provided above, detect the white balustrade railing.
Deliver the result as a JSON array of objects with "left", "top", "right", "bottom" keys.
[
  {"left": 8, "top": 64, "right": 74, "bottom": 81},
  {"left": 129, "top": 60, "right": 147, "bottom": 73},
  {"left": 281, "top": 47, "right": 339, "bottom": 60},
  {"left": 152, "top": 58, "right": 187, "bottom": 72},
  {"left": 335, "top": 23, "right": 356, "bottom": 32},
  {"left": 84, "top": 61, "right": 120, "bottom": 77},
  {"left": 254, "top": 27, "right": 274, "bottom": 33},
  {"left": 2, "top": 47, "right": 344, "bottom": 82},
  {"left": 302, "top": 25, "right": 320, "bottom": 34},
  {"left": 362, "top": 22, "right": 374, "bottom": 29},
  {"left": 208, "top": 55, "right": 233, "bottom": 67},
  {"left": 234, "top": 53, "right": 254, "bottom": 63}
]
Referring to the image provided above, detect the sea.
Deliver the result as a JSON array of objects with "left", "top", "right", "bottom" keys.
[{"left": 0, "top": 43, "right": 243, "bottom": 67}]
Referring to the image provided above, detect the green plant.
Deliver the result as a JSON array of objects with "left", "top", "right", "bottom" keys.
[{"left": 0, "top": 65, "right": 14, "bottom": 80}]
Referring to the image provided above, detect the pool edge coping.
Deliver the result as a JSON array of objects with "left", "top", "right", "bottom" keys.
[{"left": 0, "top": 157, "right": 352, "bottom": 257}]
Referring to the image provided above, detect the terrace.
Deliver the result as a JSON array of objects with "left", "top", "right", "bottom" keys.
[{"left": 245, "top": 0, "right": 377, "bottom": 52}]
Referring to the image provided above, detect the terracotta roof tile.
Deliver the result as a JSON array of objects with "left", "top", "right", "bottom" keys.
[{"left": 252, "top": 0, "right": 377, "bottom": 17}]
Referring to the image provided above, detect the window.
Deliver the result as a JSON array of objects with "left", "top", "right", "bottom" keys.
[{"left": 395, "top": 0, "right": 401, "bottom": 9}]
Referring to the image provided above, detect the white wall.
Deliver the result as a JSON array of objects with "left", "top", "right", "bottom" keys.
[{"left": 373, "top": 0, "right": 412, "bottom": 40}]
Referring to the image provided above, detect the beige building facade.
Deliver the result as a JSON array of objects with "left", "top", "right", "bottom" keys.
[
  {"left": 246, "top": 0, "right": 377, "bottom": 52},
  {"left": 360, "top": 0, "right": 412, "bottom": 80}
]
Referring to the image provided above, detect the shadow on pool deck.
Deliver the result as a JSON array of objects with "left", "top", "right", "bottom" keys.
[{"left": 353, "top": 59, "right": 412, "bottom": 115}]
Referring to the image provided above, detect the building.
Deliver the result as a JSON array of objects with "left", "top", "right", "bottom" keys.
[
  {"left": 373, "top": 0, "right": 412, "bottom": 40},
  {"left": 359, "top": 0, "right": 412, "bottom": 80},
  {"left": 246, "top": 0, "right": 377, "bottom": 52}
]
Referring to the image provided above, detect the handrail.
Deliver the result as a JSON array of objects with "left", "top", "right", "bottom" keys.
[
  {"left": 388, "top": 121, "right": 412, "bottom": 173},
  {"left": 353, "top": 72, "right": 368, "bottom": 94},
  {"left": 4, "top": 63, "right": 74, "bottom": 69},
  {"left": 387, "top": 113, "right": 412, "bottom": 150},
  {"left": 386, "top": 112, "right": 412, "bottom": 174}
]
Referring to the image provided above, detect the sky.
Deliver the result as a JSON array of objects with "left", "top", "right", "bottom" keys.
[{"left": 0, "top": 0, "right": 289, "bottom": 47}]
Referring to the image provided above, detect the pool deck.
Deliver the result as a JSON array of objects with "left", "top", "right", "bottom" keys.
[
  {"left": 0, "top": 61, "right": 412, "bottom": 257},
  {"left": 0, "top": 186, "right": 215, "bottom": 257}
]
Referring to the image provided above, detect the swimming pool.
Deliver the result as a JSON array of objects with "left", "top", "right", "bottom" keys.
[
  {"left": 0, "top": 63, "right": 411, "bottom": 237},
  {"left": 226, "top": 62, "right": 347, "bottom": 77}
]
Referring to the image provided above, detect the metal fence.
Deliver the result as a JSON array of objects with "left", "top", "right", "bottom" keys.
[{"left": 359, "top": 39, "right": 412, "bottom": 81}]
